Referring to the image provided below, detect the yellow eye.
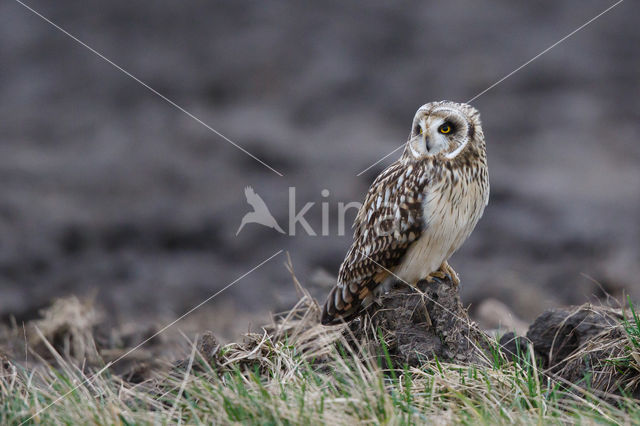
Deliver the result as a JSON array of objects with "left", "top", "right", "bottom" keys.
[{"left": 439, "top": 124, "right": 452, "bottom": 134}]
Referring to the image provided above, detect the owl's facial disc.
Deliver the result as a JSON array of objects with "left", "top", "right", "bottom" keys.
[{"left": 407, "top": 108, "right": 470, "bottom": 160}]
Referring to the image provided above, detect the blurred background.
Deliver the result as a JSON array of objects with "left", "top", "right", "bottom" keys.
[{"left": 1, "top": 0, "right": 638, "bottom": 340}]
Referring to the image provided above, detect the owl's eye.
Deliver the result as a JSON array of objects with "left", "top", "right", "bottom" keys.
[
  {"left": 438, "top": 123, "right": 452, "bottom": 134},
  {"left": 414, "top": 125, "right": 422, "bottom": 135}
]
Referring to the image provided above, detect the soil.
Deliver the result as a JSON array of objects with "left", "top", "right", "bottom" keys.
[
  {"left": 348, "top": 277, "right": 490, "bottom": 367},
  {"left": 1, "top": 1, "right": 639, "bottom": 340}
]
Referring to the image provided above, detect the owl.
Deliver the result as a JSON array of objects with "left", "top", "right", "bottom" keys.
[{"left": 321, "top": 101, "right": 489, "bottom": 325}]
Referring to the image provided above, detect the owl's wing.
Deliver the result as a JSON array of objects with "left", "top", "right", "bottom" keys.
[{"left": 321, "top": 161, "right": 428, "bottom": 325}]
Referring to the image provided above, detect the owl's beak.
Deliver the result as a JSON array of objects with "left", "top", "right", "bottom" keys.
[{"left": 424, "top": 136, "right": 432, "bottom": 152}]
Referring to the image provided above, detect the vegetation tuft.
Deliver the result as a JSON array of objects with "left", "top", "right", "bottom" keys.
[{"left": 1, "top": 275, "right": 640, "bottom": 425}]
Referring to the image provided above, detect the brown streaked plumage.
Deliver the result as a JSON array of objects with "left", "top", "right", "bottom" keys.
[{"left": 321, "top": 101, "right": 489, "bottom": 325}]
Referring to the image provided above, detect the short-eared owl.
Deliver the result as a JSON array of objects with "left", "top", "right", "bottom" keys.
[{"left": 321, "top": 101, "right": 489, "bottom": 325}]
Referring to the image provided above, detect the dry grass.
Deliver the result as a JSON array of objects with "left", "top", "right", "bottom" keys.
[
  {"left": 1, "top": 278, "right": 640, "bottom": 425},
  {"left": 548, "top": 304, "right": 640, "bottom": 398}
]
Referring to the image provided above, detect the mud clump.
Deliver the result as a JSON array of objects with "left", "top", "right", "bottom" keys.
[
  {"left": 348, "top": 277, "right": 491, "bottom": 367},
  {"left": 501, "top": 305, "right": 640, "bottom": 398}
]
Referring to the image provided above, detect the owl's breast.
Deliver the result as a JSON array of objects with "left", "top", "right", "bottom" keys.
[{"left": 394, "top": 165, "right": 489, "bottom": 284}]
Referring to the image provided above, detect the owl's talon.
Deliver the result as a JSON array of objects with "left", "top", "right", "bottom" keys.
[
  {"left": 425, "top": 274, "right": 443, "bottom": 285},
  {"left": 431, "top": 272, "right": 446, "bottom": 280},
  {"left": 441, "top": 261, "right": 460, "bottom": 287},
  {"left": 428, "top": 261, "right": 460, "bottom": 286}
]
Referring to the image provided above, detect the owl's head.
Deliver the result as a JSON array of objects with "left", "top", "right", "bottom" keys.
[{"left": 404, "top": 101, "right": 483, "bottom": 161}]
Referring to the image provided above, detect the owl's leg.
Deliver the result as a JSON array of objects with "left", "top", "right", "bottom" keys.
[{"left": 428, "top": 261, "right": 460, "bottom": 286}]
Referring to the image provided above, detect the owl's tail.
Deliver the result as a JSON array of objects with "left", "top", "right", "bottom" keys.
[{"left": 321, "top": 280, "right": 376, "bottom": 325}]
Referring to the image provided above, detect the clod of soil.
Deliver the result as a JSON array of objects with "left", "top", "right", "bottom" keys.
[
  {"left": 501, "top": 305, "right": 640, "bottom": 398},
  {"left": 0, "top": 351, "right": 14, "bottom": 378},
  {"left": 347, "top": 277, "right": 491, "bottom": 367}
]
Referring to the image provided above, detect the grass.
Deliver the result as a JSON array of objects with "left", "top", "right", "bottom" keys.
[{"left": 2, "top": 287, "right": 640, "bottom": 425}]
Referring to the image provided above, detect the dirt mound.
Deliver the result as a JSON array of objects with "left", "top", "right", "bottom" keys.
[
  {"left": 346, "top": 277, "right": 491, "bottom": 367},
  {"left": 502, "top": 304, "right": 640, "bottom": 399}
]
